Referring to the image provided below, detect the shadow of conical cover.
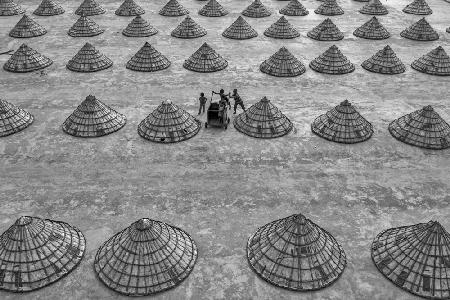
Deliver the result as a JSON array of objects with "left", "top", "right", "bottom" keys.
[
  {"left": 9, "top": 14, "right": 47, "bottom": 38},
  {"left": 307, "top": 18, "right": 343, "bottom": 41},
  {"left": 359, "top": 0, "right": 388, "bottom": 15},
  {"left": 247, "top": 214, "right": 347, "bottom": 290},
  {"left": 0, "top": 99, "right": 33, "bottom": 137},
  {"left": 75, "top": 0, "right": 105, "bottom": 16},
  {"left": 67, "top": 42, "right": 113, "bottom": 72},
  {"left": 260, "top": 47, "right": 305, "bottom": 77},
  {"left": 279, "top": 0, "right": 309, "bottom": 16},
  {"left": 447, "top": 27, "right": 450, "bottom": 33},
  {"left": 362, "top": 45, "right": 406, "bottom": 74},
  {"left": 371, "top": 221, "right": 450, "bottom": 299},
  {"left": 3, "top": 43, "right": 53, "bottom": 73},
  {"left": 264, "top": 16, "right": 300, "bottom": 39},
  {"left": 311, "top": 100, "right": 373, "bottom": 143},
  {"left": 138, "top": 100, "right": 201, "bottom": 143},
  {"left": 33, "top": 0, "right": 64, "bottom": 16},
  {"left": 353, "top": 16, "right": 390, "bottom": 40},
  {"left": 222, "top": 16, "right": 258, "bottom": 40},
  {"left": 122, "top": 15, "right": 157, "bottom": 37},
  {"left": 234, "top": 97, "right": 293, "bottom": 138},
  {"left": 242, "top": 0, "right": 271, "bottom": 18},
  {"left": 0, "top": 216, "right": 85, "bottom": 292},
  {"left": 68, "top": 14, "right": 104, "bottom": 37},
  {"left": 198, "top": 0, "right": 228, "bottom": 17},
  {"left": 400, "top": 18, "right": 438, "bottom": 41},
  {"left": 403, "top": 0, "right": 432, "bottom": 15},
  {"left": 115, "top": 0, "right": 144, "bottom": 16},
  {"left": 62, "top": 95, "right": 126, "bottom": 137},
  {"left": 314, "top": 0, "right": 344, "bottom": 16},
  {"left": 388, "top": 105, "right": 450, "bottom": 149},
  {"left": 94, "top": 218, "right": 198, "bottom": 296},
  {"left": 171, "top": 15, "right": 206, "bottom": 38},
  {"left": 126, "top": 42, "right": 171, "bottom": 72},
  {"left": 309, "top": 45, "right": 355, "bottom": 75},
  {"left": 411, "top": 46, "right": 450, "bottom": 76},
  {"left": 183, "top": 42, "right": 228, "bottom": 73},
  {"left": 159, "top": 0, "right": 189, "bottom": 16},
  {"left": 0, "top": 0, "right": 24, "bottom": 16}
]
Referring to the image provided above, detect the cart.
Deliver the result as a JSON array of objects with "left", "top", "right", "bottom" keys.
[{"left": 204, "top": 95, "right": 230, "bottom": 130}]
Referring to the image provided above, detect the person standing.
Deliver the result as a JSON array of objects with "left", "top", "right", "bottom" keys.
[
  {"left": 198, "top": 92, "right": 207, "bottom": 115},
  {"left": 212, "top": 89, "right": 231, "bottom": 109},
  {"left": 229, "top": 89, "right": 245, "bottom": 114}
]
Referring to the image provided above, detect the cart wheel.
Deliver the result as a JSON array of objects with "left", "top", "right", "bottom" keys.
[
  {"left": 205, "top": 122, "right": 208, "bottom": 128},
  {"left": 225, "top": 124, "right": 227, "bottom": 130},
  {"left": 227, "top": 118, "right": 230, "bottom": 124}
]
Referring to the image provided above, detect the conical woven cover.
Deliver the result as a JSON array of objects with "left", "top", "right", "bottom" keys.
[
  {"left": 354, "top": 0, "right": 369, "bottom": 2},
  {"left": 362, "top": 45, "right": 406, "bottom": 74},
  {"left": 33, "top": 0, "right": 64, "bottom": 16},
  {"left": 309, "top": 45, "right": 355, "bottom": 75},
  {"left": 372, "top": 221, "right": 450, "bottom": 299},
  {"left": 198, "top": 0, "right": 228, "bottom": 17},
  {"left": 126, "top": 42, "right": 171, "bottom": 72},
  {"left": 307, "top": 18, "right": 343, "bottom": 41},
  {"left": 353, "top": 16, "right": 390, "bottom": 40},
  {"left": 138, "top": 100, "right": 201, "bottom": 143},
  {"left": 75, "top": 0, "right": 105, "bottom": 16},
  {"left": 9, "top": 14, "right": 47, "bottom": 38},
  {"left": 68, "top": 15, "right": 104, "bottom": 37},
  {"left": 222, "top": 16, "right": 258, "bottom": 40},
  {"left": 314, "top": 0, "right": 344, "bottom": 16},
  {"left": 171, "top": 15, "right": 206, "bottom": 39},
  {"left": 400, "top": 18, "right": 438, "bottom": 41},
  {"left": 311, "top": 100, "right": 373, "bottom": 143},
  {"left": 242, "top": 0, "right": 271, "bottom": 18},
  {"left": 411, "top": 46, "right": 450, "bottom": 76},
  {"left": 159, "top": 0, "right": 188, "bottom": 16},
  {"left": 279, "top": 0, "right": 309, "bottom": 16},
  {"left": 3, "top": 44, "right": 53, "bottom": 73},
  {"left": 260, "top": 47, "right": 306, "bottom": 77},
  {"left": 0, "top": 100, "right": 33, "bottom": 137},
  {"left": 234, "top": 97, "right": 293, "bottom": 138},
  {"left": 62, "top": 95, "right": 126, "bottom": 137},
  {"left": 67, "top": 43, "right": 113, "bottom": 73},
  {"left": 388, "top": 105, "right": 450, "bottom": 149},
  {"left": 0, "top": 0, "right": 24, "bottom": 16},
  {"left": 122, "top": 15, "right": 157, "bottom": 37},
  {"left": 183, "top": 42, "right": 228, "bottom": 73},
  {"left": 264, "top": 16, "right": 300, "bottom": 39},
  {"left": 403, "top": 0, "right": 432, "bottom": 15},
  {"left": 0, "top": 216, "right": 85, "bottom": 292},
  {"left": 359, "top": 0, "right": 388, "bottom": 15},
  {"left": 247, "top": 214, "right": 347, "bottom": 290},
  {"left": 115, "top": 0, "right": 144, "bottom": 16},
  {"left": 94, "top": 218, "right": 198, "bottom": 296}
]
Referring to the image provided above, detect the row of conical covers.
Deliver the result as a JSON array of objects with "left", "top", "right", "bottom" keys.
[{"left": 0, "top": 215, "right": 449, "bottom": 299}]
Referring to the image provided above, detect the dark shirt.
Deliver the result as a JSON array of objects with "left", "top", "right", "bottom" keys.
[
  {"left": 230, "top": 92, "right": 242, "bottom": 103},
  {"left": 199, "top": 96, "right": 207, "bottom": 104}
]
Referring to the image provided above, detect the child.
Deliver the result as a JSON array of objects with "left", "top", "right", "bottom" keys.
[
  {"left": 198, "top": 92, "right": 207, "bottom": 115},
  {"left": 229, "top": 89, "right": 245, "bottom": 114},
  {"left": 212, "top": 89, "right": 231, "bottom": 109}
]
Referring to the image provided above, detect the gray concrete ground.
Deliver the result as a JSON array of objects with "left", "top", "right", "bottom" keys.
[{"left": 0, "top": 0, "right": 450, "bottom": 299}]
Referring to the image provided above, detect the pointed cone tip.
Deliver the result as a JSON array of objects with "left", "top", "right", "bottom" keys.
[
  {"left": 135, "top": 218, "right": 152, "bottom": 230},
  {"left": 15, "top": 216, "right": 32, "bottom": 226}
]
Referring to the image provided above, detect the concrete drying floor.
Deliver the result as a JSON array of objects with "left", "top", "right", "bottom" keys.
[{"left": 1, "top": 0, "right": 450, "bottom": 299}]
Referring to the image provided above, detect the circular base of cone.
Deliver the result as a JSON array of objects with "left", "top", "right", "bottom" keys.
[
  {"left": 3, "top": 60, "right": 53, "bottom": 73},
  {"left": 66, "top": 62, "right": 113, "bottom": 73},
  {"left": 138, "top": 119, "right": 201, "bottom": 143},
  {"left": 62, "top": 119, "right": 126, "bottom": 138},
  {"left": 0, "top": 115, "right": 34, "bottom": 137}
]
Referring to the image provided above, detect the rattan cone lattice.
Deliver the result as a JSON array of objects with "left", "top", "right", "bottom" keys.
[
  {"left": 314, "top": 0, "right": 344, "bottom": 16},
  {"left": 0, "top": 0, "right": 24, "bottom": 16},
  {"left": 122, "top": 15, "right": 157, "bottom": 37},
  {"left": 159, "top": 0, "right": 188, "bottom": 16},
  {"left": 222, "top": 16, "right": 258, "bottom": 40},
  {"left": 75, "top": 0, "right": 105, "bottom": 16},
  {"left": 264, "top": 16, "right": 300, "bottom": 39},
  {"left": 311, "top": 100, "right": 373, "bottom": 144},
  {"left": 403, "top": 0, "right": 432, "bottom": 15},
  {"left": 359, "top": 0, "right": 388, "bottom": 15},
  {"left": 126, "top": 42, "right": 171, "bottom": 72},
  {"left": 411, "top": 46, "right": 450, "bottom": 76},
  {"left": 9, "top": 14, "right": 47, "bottom": 38},
  {"left": 372, "top": 221, "right": 450, "bottom": 299},
  {"left": 260, "top": 47, "right": 305, "bottom": 77},
  {"left": 242, "top": 0, "right": 271, "bottom": 18},
  {"left": 0, "top": 99, "right": 33, "bottom": 137},
  {"left": 115, "top": 0, "right": 144, "bottom": 16},
  {"left": 400, "top": 18, "right": 438, "bottom": 41},
  {"left": 247, "top": 214, "right": 347, "bottom": 291},
  {"left": 354, "top": 0, "right": 369, "bottom": 2},
  {"left": 362, "top": 45, "right": 406, "bottom": 74},
  {"left": 62, "top": 95, "right": 126, "bottom": 138},
  {"left": 33, "top": 0, "right": 64, "bottom": 16},
  {"left": 309, "top": 45, "right": 355, "bottom": 75},
  {"left": 0, "top": 216, "right": 86, "bottom": 292},
  {"left": 183, "top": 42, "right": 227, "bottom": 73},
  {"left": 388, "top": 105, "right": 450, "bottom": 149},
  {"left": 66, "top": 42, "right": 113, "bottom": 73},
  {"left": 138, "top": 100, "right": 201, "bottom": 143},
  {"left": 171, "top": 15, "right": 206, "bottom": 39},
  {"left": 3, "top": 43, "right": 53, "bottom": 73},
  {"left": 68, "top": 14, "right": 104, "bottom": 37},
  {"left": 94, "top": 218, "right": 198, "bottom": 296},
  {"left": 353, "top": 16, "right": 390, "bottom": 40},
  {"left": 279, "top": 0, "right": 309, "bottom": 16},
  {"left": 307, "top": 18, "right": 343, "bottom": 41},
  {"left": 198, "top": 0, "right": 228, "bottom": 17},
  {"left": 233, "top": 96, "right": 293, "bottom": 138}
]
